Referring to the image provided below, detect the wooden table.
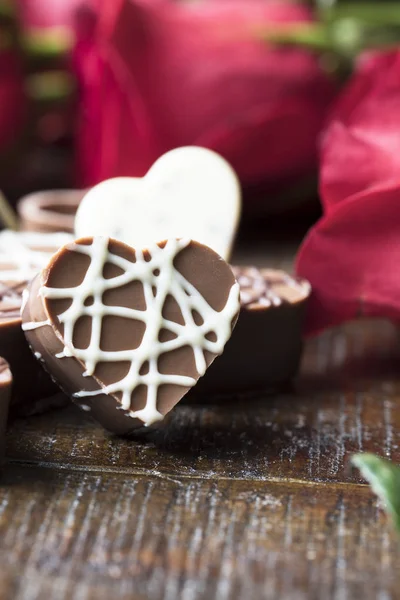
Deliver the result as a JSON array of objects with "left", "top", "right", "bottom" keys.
[{"left": 1, "top": 235, "right": 399, "bottom": 600}]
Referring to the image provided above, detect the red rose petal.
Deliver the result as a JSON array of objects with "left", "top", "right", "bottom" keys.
[
  {"left": 321, "top": 50, "right": 400, "bottom": 213},
  {"left": 296, "top": 49, "right": 400, "bottom": 335},
  {"left": 74, "top": 0, "right": 335, "bottom": 188},
  {"left": 296, "top": 184, "right": 400, "bottom": 336}
]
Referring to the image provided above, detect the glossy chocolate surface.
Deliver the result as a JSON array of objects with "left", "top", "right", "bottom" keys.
[
  {"left": 22, "top": 237, "right": 240, "bottom": 434},
  {"left": 192, "top": 266, "right": 311, "bottom": 395}
]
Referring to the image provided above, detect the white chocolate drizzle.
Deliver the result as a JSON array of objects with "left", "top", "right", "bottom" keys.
[
  {"left": 35, "top": 237, "right": 239, "bottom": 426},
  {"left": 22, "top": 318, "right": 50, "bottom": 331}
]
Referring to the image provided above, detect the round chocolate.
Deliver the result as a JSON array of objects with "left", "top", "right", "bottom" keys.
[
  {"left": 192, "top": 266, "right": 311, "bottom": 395},
  {"left": 0, "top": 231, "right": 72, "bottom": 410},
  {"left": 18, "top": 189, "right": 86, "bottom": 233}
]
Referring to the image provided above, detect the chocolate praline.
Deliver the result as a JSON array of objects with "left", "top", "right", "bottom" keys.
[
  {"left": 18, "top": 189, "right": 86, "bottom": 233},
  {"left": 191, "top": 266, "right": 311, "bottom": 396},
  {"left": 0, "top": 231, "right": 72, "bottom": 412}
]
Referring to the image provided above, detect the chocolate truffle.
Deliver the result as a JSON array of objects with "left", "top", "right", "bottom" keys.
[
  {"left": 0, "top": 230, "right": 72, "bottom": 410},
  {"left": 18, "top": 189, "right": 86, "bottom": 233},
  {"left": 22, "top": 237, "right": 240, "bottom": 434},
  {"left": 0, "top": 358, "right": 12, "bottom": 469},
  {"left": 192, "top": 267, "right": 311, "bottom": 395}
]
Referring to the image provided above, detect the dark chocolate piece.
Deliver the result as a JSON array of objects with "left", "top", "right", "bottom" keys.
[
  {"left": 22, "top": 237, "right": 240, "bottom": 434},
  {"left": 18, "top": 189, "right": 86, "bottom": 233},
  {"left": 0, "top": 231, "right": 72, "bottom": 411},
  {"left": 193, "top": 267, "right": 311, "bottom": 395},
  {"left": 0, "top": 358, "right": 12, "bottom": 469}
]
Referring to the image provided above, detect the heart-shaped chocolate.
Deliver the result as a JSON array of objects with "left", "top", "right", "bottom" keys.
[
  {"left": 74, "top": 147, "right": 241, "bottom": 260},
  {"left": 22, "top": 237, "right": 240, "bottom": 434}
]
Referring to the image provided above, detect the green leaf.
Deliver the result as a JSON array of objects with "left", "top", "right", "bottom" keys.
[
  {"left": 330, "top": 3, "right": 400, "bottom": 27},
  {"left": 260, "top": 23, "right": 333, "bottom": 52},
  {"left": 352, "top": 453, "right": 400, "bottom": 532}
]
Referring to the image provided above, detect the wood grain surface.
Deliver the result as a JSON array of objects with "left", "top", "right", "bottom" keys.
[{"left": 1, "top": 236, "right": 399, "bottom": 600}]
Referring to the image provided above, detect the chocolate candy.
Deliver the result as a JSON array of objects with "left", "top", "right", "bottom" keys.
[
  {"left": 0, "top": 358, "right": 12, "bottom": 469},
  {"left": 22, "top": 237, "right": 240, "bottom": 434},
  {"left": 0, "top": 230, "right": 72, "bottom": 409},
  {"left": 75, "top": 147, "right": 241, "bottom": 260},
  {"left": 193, "top": 266, "right": 311, "bottom": 395},
  {"left": 1, "top": 228, "right": 310, "bottom": 408},
  {"left": 18, "top": 189, "right": 86, "bottom": 233}
]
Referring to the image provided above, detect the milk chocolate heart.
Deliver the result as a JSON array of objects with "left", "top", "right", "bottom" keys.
[
  {"left": 75, "top": 147, "right": 241, "bottom": 260},
  {"left": 22, "top": 237, "right": 240, "bottom": 434}
]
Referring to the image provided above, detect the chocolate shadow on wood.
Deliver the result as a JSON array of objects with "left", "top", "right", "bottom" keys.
[{"left": 129, "top": 395, "right": 328, "bottom": 465}]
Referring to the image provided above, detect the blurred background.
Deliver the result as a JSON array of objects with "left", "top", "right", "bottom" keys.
[{"left": 1, "top": 0, "right": 399, "bottom": 223}]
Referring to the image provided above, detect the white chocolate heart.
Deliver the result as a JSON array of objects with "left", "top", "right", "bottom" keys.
[{"left": 74, "top": 147, "right": 241, "bottom": 260}]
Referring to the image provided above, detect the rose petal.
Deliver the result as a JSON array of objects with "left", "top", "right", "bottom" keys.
[
  {"left": 74, "top": 0, "right": 335, "bottom": 188},
  {"left": 296, "top": 184, "right": 400, "bottom": 335},
  {"left": 296, "top": 49, "right": 400, "bottom": 335},
  {"left": 321, "top": 50, "right": 400, "bottom": 213}
]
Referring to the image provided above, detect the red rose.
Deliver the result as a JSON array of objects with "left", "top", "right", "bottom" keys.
[
  {"left": 0, "top": 49, "right": 26, "bottom": 153},
  {"left": 74, "top": 0, "right": 335, "bottom": 190},
  {"left": 296, "top": 50, "right": 400, "bottom": 335}
]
